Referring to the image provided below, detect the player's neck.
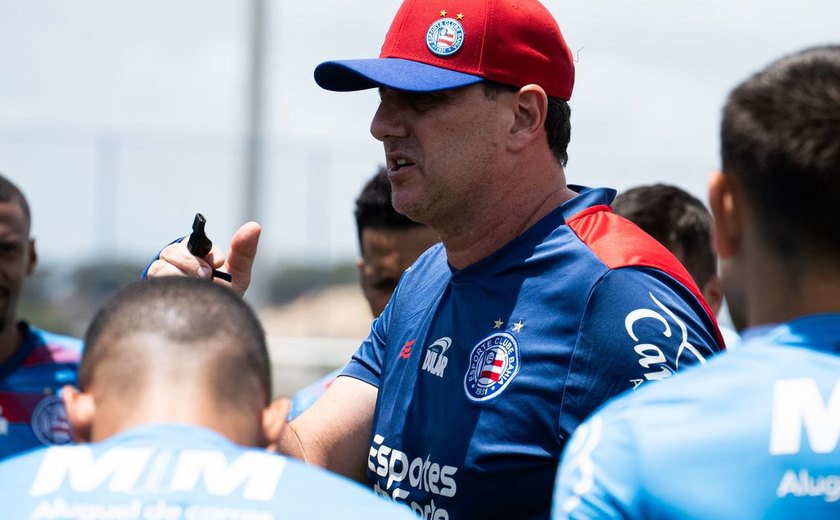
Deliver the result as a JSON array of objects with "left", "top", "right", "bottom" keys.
[
  {"left": 0, "top": 320, "right": 23, "bottom": 365},
  {"left": 745, "top": 255, "right": 840, "bottom": 328},
  {"left": 93, "top": 391, "right": 263, "bottom": 447},
  {"left": 442, "top": 182, "right": 577, "bottom": 270}
]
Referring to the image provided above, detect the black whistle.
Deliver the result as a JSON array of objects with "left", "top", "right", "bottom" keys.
[
  {"left": 186, "top": 213, "right": 232, "bottom": 282},
  {"left": 187, "top": 213, "right": 213, "bottom": 257}
]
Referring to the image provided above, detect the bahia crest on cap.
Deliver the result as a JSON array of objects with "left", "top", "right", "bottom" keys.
[{"left": 315, "top": 0, "right": 575, "bottom": 101}]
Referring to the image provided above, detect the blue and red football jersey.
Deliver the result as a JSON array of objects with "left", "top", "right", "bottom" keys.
[
  {"left": 0, "top": 423, "right": 417, "bottom": 518},
  {"left": 342, "top": 186, "right": 724, "bottom": 519},
  {"left": 0, "top": 324, "right": 81, "bottom": 459},
  {"left": 554, "top": 314, "right": 840, "bottom": 519}
]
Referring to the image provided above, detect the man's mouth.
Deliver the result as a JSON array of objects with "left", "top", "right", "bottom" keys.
[
  {"left": 385, "top": 148, "right": 416, "bottom": 175},
  {"left": 393, "top": 158, "right": 412, "bottom": 172}
]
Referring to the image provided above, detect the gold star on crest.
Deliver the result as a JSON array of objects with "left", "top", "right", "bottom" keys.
[
  {"left": 457, "top": 13, "right": 464, "bottom": 20},
  {"left": 512, "top": 321, "right": 525, "bottom": 332},
  {"left": 439, "top": 9, "right": 447, "bottom": 17},
  {"left": 493, "top": 318, "right": 504, "bottom": 329}
]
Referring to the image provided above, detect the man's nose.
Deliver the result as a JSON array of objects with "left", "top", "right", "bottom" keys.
[{"left": 370, "top": 95, "right": 408, "bottom": 142}]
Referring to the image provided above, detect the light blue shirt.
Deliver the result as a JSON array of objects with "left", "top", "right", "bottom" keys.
[
  {"left": 554, "top": 314, "right": 840, "bottom": 519},
  {"left": 0, "top": 423, "right": 416, "bottom": 519}
]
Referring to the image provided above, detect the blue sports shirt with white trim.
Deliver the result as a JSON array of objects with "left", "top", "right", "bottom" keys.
[{"left": 342, "top": 186, "right": 723, "bottom": 519}]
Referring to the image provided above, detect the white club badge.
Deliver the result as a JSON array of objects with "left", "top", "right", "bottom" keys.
[
  {"left": 464, "top": 332, "right": 521, "bottom": 401},
  {"left": 426, "top": 18, "right": 465, "bottom": 56}
]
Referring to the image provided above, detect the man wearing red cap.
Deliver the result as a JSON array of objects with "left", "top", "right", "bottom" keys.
[{"left": 148, "top": 0, "right": 723, "bottom": 517}]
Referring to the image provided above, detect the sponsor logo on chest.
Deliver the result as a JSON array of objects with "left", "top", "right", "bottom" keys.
[{"left": 421, "top": 337, "right": 451, "bottom": 378}]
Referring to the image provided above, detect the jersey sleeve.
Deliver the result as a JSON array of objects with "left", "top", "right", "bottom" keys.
[
  {"left": 340, "top": 307, "right": 390, "bottom": 388},
  {"left": 558, "top": 266, "right": 721, "bottom": 440},
  {"left": 553, "top": 403, "right": 642, "bottom": 519}
]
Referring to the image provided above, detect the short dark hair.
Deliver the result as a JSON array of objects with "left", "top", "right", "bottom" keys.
[
  {"left": 721, "top": 45, "right": 840, "bottom": 257},
  {"left": 482, "top": 81, "right": 571, "bottom": 167},
  {"left": 612, "top": 184, "right": 716, "bottom": 288},
  {"left": 82, "top": 277, "right": 271, "bottom": 406},
  {"left": 0, "top": 173, "right": 31, "bottom": 233},
  {"left": 354, "top": 166, "right": 426, "bottom": 248}
]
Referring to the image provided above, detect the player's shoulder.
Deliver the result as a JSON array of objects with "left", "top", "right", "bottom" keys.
[
  {"left": 388, "top": 242, "right": 450, "bottom": 309},
  {"left": 570, "top": 208, "right": 690, "bottom": 276},
  {"left": 0, "top": 444, "right": 47, "bottom": 480},
  {"left": 593, "top": 348, "right": 764, "bottom": 429},
  {"left": 278, "top": 457, "right": 417, "bottom": 518},
  {"left": 25, "top": 324, "right": 83, "bottom": 357},
  {"left": 402, "top": 241, "right": 447, "bottom": 276}
]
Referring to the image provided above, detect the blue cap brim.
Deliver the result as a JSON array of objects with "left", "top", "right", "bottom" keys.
[{"left": 314, "top": 58, "right": 483, "bottom": 93}]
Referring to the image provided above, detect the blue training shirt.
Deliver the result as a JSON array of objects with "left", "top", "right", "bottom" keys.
[
  {"left": 0, "top": 323, "right": 81, "bottom": 459},
  {"left": 554, "top": 314, "right": 840, "bottom": 519},
  {"left": 0, "top": 423, "right": 417, "bottom": 519},
  {"left": 343, "top": 186, "right": 723, "bottom": 519}
]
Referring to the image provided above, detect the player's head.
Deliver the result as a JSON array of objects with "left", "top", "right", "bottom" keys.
[
  {"left": 0, "top": 173, "right": 37, "bottom": 335},
  {"left": 64, "top": 277, "right": 287, "bottom": 446},
  {"left": 314, "top": 0, "right": 575, "bottom": 168},
  {"left": 355, "top": 167, "right": 439, "bottom": 316},
  {"left": 710, "top": 45, "right": 840, "bottom": 329},
  {"left": 612, "top": 184, "right": 721, "bottom": 314}
]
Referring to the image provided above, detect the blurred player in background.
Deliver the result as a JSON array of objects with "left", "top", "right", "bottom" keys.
[
  {"left": 0, "top": 277, "right": 417, "bottom": 518},
  {"left": 355, "top": 166, "right": 440, "bottom": 318},
  {"left": 0, "top": 173, "right": 81, "bottom": 459},
  {"left": 554, "top": 45, "right": 840, "bottom": 519}
]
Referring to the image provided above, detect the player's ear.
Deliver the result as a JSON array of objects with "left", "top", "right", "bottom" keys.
[
  {"left": 701, "top": 273, "right": 723, "bottom": 316},
  {"left": 509, "top": 84, "right": 548, "bottom": 152},
  {"left": 62, "top": 385, "right": 95, "bottom": 443},
  {"left": 262, "top": 397, "right": 291, "bottom": 451},
  {"left": 357, "top": 257, "right": 367, "bottom": 289},
  {"left": 26, "top": 238, "right": 37, "bottom": 275},
  {"left": 708, "top": 171, "right": 741, "bottom": 259}
]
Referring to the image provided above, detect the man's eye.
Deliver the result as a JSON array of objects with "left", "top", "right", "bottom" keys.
[
  {"left": 369, "top": 278, "right": 398, "bottom": 291},
  {"left": 407, "top": 92, "right": 451, "bottom": 112},
  {"left": 0, "top": 243, "right": 21, "bottom": 255}
]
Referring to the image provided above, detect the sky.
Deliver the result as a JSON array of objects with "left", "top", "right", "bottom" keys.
[{"left": 1, "top": 0, "right": 839, "bottom": 278}]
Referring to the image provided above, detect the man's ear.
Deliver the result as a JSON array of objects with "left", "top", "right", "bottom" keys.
[
  {"left": 701, "top": 274, "right": 724, "bottom": 316},
  {"left": 262, "top": 397, "right": 292, "bottom": 451},
  {"left": 26, "top": 238, "right": 37, "bottom": 275},
  {"left": 708, "top": 171, "right": 742, "bottom": 259},
  {"left": 62, "top": 385, "right": 95, "bottom": 443},
  {"left": 356, "top": 257, "right": 367, "bottom": 288},
  {"left": 509, "top": 84, "right": 548, "bottom": 152}
]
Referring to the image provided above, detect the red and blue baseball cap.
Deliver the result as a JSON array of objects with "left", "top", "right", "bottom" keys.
[{"left": 314, "top": 0, "right": 575, "bottom": 101}]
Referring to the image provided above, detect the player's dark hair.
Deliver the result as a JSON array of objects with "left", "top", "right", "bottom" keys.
[
  {"left": 721, "top": 45, "right": 840, "bottom": 258},
  {"left": 482, "top": 81, "right": 571, "bottom": 167},
  {"left": 354, "top": 166, "right": 426, "bottom": 248},
  {"left": 82, "top": 277, "right": 271, "bottom": 406},
  {"left": 0, "top": 173, "right": 32, "bottom": 233},
  {"left": 613, "top": 184, "right": 716, "bottom": 288}
]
